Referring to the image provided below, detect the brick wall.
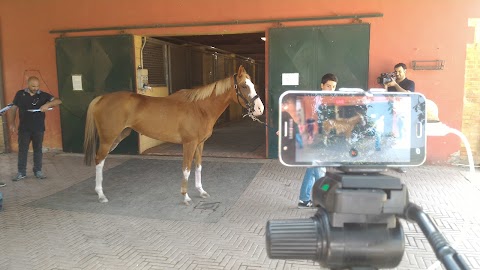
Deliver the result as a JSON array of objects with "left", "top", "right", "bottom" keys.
[{"left": 461, "top": 19, "right": 480, "bottom": 163}]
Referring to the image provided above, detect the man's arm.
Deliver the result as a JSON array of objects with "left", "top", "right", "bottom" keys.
[
  {"left": 384, "top": 80, "right": 415, "bottom": 92},
  {"left": 39, "top": 98, "right": 62, "bottom": 112},
  {"left": 7, "top": 105, "right": 18, "bottom": 133},
  {"left": 384, "top": 81, "right": 409, "bottom": 92}
]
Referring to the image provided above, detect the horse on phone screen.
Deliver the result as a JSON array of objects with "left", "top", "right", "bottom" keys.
[
  {"left": 84, "top": 66, "right": 264, "bottom": 205},
  {"left": 322, "top": 112, "right": 366, "bottom": 145}
]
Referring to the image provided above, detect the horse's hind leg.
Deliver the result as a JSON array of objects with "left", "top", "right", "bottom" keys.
[
  {"left": 322, "top": 120, "right": 331, "bottom": 146},
  {"left": 181, "top": 142, "right": 197, "bottom": 205},
  {"left": 110, "top": 128, "right": 132, "bottom": 152},
  {"left": 95, "top": 159, "right": 108, "bottom": 203},
  {"left": 194, "top": 142, "right": 209, "bottom": 198},
  {"left": 95, "top": 143, "right": 114, "bottom": 203},
  {"left": 94, "top": 129, "right": 131, "bottom": 203},
  {"left": 323, "top": 124, "right": 330, "bottom": 146}
]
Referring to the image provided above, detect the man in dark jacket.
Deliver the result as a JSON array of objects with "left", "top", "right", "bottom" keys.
[
  {"left": 384, "top": 63, "right": 415, "bottom": 173},
  {"left": 385, "top": 63, "right": 415, "bottom": 93},
  {"left": 8, "top": 76, "right": 62, "bottom": 181}
]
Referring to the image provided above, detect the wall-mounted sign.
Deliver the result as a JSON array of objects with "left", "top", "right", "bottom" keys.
[
  {"left": 282, "top": 73, "right": 299, "bottom": 86},
  {"left": 72, "top": 75, "right": 83, "bottom": 91}
]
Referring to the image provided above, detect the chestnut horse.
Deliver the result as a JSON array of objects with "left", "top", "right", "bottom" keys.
[
  {"left": 84, "top": 66, "right": 264, "bottom": 205},
  {"left": 322, "top": 112, "right": 366, "bottom": 145}
]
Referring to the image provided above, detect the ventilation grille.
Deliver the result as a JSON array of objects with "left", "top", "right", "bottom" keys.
[{"left": 142, "top": 39, "right": 166, "bottom": 86}]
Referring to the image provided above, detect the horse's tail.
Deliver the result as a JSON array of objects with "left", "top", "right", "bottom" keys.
[{"left": 84, "top": 96, "right": 101, "bottom": 166}]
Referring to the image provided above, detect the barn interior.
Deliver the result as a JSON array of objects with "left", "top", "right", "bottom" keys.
[{"left": 140, "top": 32, "right": 267, "bottom": 158}]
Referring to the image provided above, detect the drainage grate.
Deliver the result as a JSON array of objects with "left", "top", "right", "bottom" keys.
[{"left": 194, "top": 201, "right": 220, "bottom": 211}]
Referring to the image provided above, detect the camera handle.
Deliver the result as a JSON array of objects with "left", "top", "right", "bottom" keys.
[
  {"left": 316, "top": 170, "right": 469, "bottom": 269},
  {"left": 351, "top": 168, "right": 469, "bottom": 269},
  {"left": 266, "top": 169, "right": 471, "bottom": 270}
]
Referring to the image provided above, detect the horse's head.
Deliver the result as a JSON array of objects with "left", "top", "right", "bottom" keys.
[
  {"left": 234, "top": 65, "right": 264, "bottom": 116},
  {"left": 356, "top": 112, "right": 367, "bottom": 126},
  {"left": 352, "top": 112, "right": 367, "bottom": 126}
]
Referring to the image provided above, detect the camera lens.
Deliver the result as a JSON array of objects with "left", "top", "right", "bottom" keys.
[{"left": 266, "top": 210, "right": 404, "bottom": 269}]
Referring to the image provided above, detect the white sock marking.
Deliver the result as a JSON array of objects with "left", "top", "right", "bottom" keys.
[
  {"left": 95, "top": 160, "right": 107, "bottom": 202},
  {"left": 183, "top": 169, "right": 190, "bottom": 180},
  {"left": 195, "top": 165, "right": 205, "bottom": 194}
]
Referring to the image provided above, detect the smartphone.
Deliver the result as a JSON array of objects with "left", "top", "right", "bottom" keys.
[{"left": 279, "top": 90, "right": 426, "bottom": 167}]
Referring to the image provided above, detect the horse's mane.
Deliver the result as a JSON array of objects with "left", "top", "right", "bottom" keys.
[
  {"left": 346, "top": 113, "right": 363, "bottom": 123},
  {"left": 329, "top": 113, "right": 363, "bottom": 124},
  {"left": 171, "top": 76, "right": 233, "bottom": 102}
]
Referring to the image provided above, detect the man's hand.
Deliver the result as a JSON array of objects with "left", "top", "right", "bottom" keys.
[
  {"left": 39, "top": 104, "right": 51, "bottom": 112},
  {"left": 384, "top": 80, "right": 397, "bottom": 88},
  {"left": 384, "top": 81, "right": 410, "bottom": 92},
  {"left": 7, "top": 105, "right": 18, "bottom": 134}
]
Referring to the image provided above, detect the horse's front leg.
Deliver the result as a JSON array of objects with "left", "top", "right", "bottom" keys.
[
  {"left": 346, "top": 131, "right": 353, "bottom": 145},
  {"left": 194, "top": 142, "right": 209, "bottom": 199},
  {"left": 95, "top": 159, "right": 108, "bottom": 203}
]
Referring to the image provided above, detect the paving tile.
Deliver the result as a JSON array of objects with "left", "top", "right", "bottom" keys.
[{"left": 0, "top": 152, "right": 478, "bottom": 270}]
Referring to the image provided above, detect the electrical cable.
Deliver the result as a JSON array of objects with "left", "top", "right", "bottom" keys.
[{"left": 425, "top": 100, "right": 477, "bottom": 270}]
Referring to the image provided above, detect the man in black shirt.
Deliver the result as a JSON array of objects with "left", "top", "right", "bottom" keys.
[
  {"left": 8, "top": 76, "right": 62, "bottom": 181},
  {"left": 385, "top": 63, "right": 415, "bottom": 92},
  {"left": 384, "top": 63, "right": 415, "bottom": 173}
]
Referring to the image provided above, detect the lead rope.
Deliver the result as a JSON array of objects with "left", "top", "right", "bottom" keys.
[
  {"left": 243, "top": 107, "right": 277, "bottom": 131},
  {"left": 233, "top": 73, "right": 274, "bottom": 130}
]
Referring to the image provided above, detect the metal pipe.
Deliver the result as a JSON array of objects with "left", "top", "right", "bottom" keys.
[
  {"left": 140, "top": 36, "right": 147, "bottom": 69},
  {"left": 0, "top": 43, "right": 11, "bottom": 153},
  {"left": 50, "top": 13, "right": 383, "bottom": 34}
]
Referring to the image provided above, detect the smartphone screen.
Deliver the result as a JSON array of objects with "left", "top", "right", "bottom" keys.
[{"left": 279, "top": 90, "right": 426, "bottom": 167}]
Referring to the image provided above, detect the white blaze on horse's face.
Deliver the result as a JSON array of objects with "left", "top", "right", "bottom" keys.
[{"left": 245, "top": 78, "right": 264, "bottom": 116}]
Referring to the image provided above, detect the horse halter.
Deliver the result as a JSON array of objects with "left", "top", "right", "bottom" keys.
[{"left": 233, "top": 73, "right": 259, "bottom": 114}]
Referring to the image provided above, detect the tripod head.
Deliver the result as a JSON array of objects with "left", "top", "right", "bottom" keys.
[{"left": 266, "top": 168, "right": 471, "bottom": 270}]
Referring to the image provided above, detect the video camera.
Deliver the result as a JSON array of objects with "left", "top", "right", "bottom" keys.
[
  {"left": 266, "top": 90, "right": 470, "bottom": 270},
  {"left": 377, "top": 72, "right": 396, "bottom": 85}
]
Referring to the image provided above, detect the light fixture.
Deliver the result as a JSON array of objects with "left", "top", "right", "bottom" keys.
[{"left": 261, "top": 37, "right": 266, "bottom": 41}]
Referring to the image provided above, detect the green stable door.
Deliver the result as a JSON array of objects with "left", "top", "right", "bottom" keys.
[
  {"left": 56, "top": 35, "right": 139, "bottom": 154},
  {"left": 268, "top": 24, "right": 370, "bottom": 158}
]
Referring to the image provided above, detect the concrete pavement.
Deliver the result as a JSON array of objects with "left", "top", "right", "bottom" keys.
[{"left": 0, "top": 152, "right": 479, "bottom": 270}]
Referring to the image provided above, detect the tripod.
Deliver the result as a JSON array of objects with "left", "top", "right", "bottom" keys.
[{"left": 266, "top": 167, "right": 470, "bottom": 270}]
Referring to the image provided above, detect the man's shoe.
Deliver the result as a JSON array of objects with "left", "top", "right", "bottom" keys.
[
  {"left": 298, "top": 200, "right": 313, "bottom": 209},
  {"left": 34, "top": 171, "right": 47, "bottom": 179},
  {"left": 394, "top": 167, "right": 406, "bottom": 173},
  {"left": 0, "top": 182, "right": 6, "bottom": 187},
  {"left": 12, "top": 173, "right": 26, "bottom": 181}
]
